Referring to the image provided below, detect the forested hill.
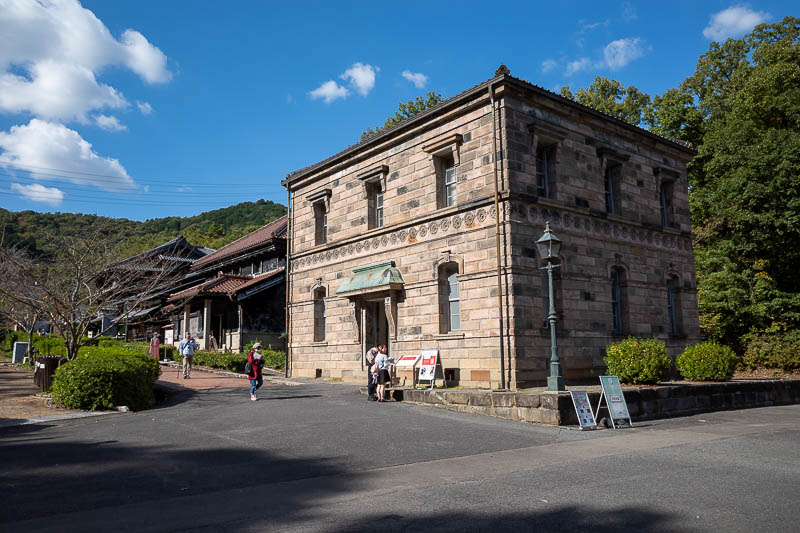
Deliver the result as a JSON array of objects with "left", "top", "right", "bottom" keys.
[{"left": 0, "top": 199, "right": 287, "bottom": 258}]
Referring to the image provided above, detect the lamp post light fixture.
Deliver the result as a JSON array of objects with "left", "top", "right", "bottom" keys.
[{"left": 536, "top": 221, "right": 565, "bottom": 392}]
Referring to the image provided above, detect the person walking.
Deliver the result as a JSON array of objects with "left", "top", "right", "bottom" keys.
[
  {"left": 248, "top": 342, "right": 265, "bottom": 401},
  {"left": 179, "top": 332, "right": 197, "bottom": 379},
  {"left": 365, "top": 345, "right": 379, "bottom": 401},
  {"left": 149, "top": 332, "right": 160, "bottom": 360},
  {"left": 374, "top": 344, "right": 394, "bottom": 402}
]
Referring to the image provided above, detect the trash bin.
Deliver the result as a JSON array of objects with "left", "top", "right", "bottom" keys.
[{"left": 33, "top": 355, "right": 65, "bottom": 392}]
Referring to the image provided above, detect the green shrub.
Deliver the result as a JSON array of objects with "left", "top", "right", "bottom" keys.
[
  {"left": 262, "top": 348, "right": 286, "bottom": 371},
  {"left": 51, "top": 348, "right": 160, "bottom": 411},
  {"left": 677, "top": 341, "right": 738, "bottom": 381},
  {"left": 192, "top": 350, "right": 249, "bottom": 372},
  {"left": 1, "top": 330, "right": 28, "bottom": 351},
  {"left": 742, "top": 334, "right": 800, "bottom": 371},
  {"left": 98, "top": 338, "right": 124, "bottom": 348},
  {"left": 34, "top": 335, "right": 66, "bottom": 356},
  {"left": 161, "top": 344, "right": 178, "bottom": 360},
  {"left": 604, "top": 337, "right": 671, "bottom": 384}
]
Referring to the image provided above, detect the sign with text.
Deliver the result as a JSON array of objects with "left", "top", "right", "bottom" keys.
[
  {"left": 394, "top": 353, "right": 421, "bottom": 368},
  {"left": 570, "top": 390, "right": 597, "bottom": 429},
  {"left": 599, "top": 376, "right": 632, "bottom": 428},
  {"left": 164, "top": 329, "right": 174, "bottom": 345},
  {"left": 418, "top": 350, "right": 439, "bottom": 381}
]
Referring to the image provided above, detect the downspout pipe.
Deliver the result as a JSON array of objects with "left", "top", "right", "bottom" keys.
[
  {"left": 285, "top": 188, "right": 292, "bottom": 378},
  {"left": 489, "top": 82, "right": 507, "bottom": 390}
]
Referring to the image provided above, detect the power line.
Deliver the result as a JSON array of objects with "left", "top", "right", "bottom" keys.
[
  {"left": 0, "top": 161, "right": 283, "bottom": 187},
  {"left": 0, "top": 175, "right": 275, "bottom": 199},
  {"left": 0, "top": 189, "right": 281, "bottom": 208}
]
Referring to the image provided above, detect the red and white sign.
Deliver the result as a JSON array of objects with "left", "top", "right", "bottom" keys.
[
  {"left": 395, "top": 353, "right": 421, "bottom": 367},
  {"left": 418, "top": 349, "right": 438, "bottom": 380}
]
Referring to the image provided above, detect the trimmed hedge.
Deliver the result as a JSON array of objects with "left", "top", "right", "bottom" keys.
[
  {"left": 742, "top": 334, "right": 800, "bottom": 371},
  {"left": 677, "top": 341, "right": 738, "bottom": 381},
  {"left": 191, "top": 347, "right": 287, "bottom": 372},
  {"left": 604, "top": 337, "right": 671, "bottom": 384},
  {"left": 51, "top": 347, "right": 160, "bottom": 411}
]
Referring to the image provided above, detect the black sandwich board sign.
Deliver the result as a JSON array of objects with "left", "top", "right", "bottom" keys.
[
  {"left": 570, "top": 390, "right": 597, "bottom": 429},
  {"left": 594, "top": 376, "right": 633, "bottom": 428}
]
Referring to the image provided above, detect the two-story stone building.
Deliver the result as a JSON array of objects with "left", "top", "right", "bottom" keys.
[{"left": 283, "top": 66, "right": 700, "bottom": 389}]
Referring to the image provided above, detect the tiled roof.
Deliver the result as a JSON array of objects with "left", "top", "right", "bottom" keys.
[
  {"left": 284, "top": 67, "right": 695, "bottom": 185},
  {"left": 192, "top": 216, "right": 287, "bottom": 270},
  {"left": 167, "top": 269, "right": 284, "bottom": 302}
]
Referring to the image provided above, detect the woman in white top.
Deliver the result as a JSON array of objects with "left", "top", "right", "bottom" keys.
[{"left": 374, "top": 344, "right": 394, "bottom": 402}]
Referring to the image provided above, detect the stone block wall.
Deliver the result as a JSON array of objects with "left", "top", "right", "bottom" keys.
[
  {"left": 288, "top": 93, "right": 513, "bottom": 387},
  {"left": 286, "top": 75, "right": 700, "bottom": 389}
]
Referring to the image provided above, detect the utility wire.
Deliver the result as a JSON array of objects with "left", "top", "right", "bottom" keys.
[{"left": 0, "top": 161, "right": 282, "bottom": 187}]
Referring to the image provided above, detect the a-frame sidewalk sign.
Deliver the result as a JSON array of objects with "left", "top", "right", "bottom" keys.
[{"left": 594, "top": 375, "right": 633, "bottom": 429}]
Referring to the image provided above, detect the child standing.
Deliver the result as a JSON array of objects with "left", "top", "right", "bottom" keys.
[{"left": 248, "top": 342, "right": 265, "bottom": 401}]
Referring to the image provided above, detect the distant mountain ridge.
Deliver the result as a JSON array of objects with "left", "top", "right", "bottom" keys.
[{"left": 0, "top": 199, "right": 287, "bottom": 258}]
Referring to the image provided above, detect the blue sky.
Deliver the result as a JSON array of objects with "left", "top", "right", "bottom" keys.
[{"left": 0, "top": 1, "right": 793, "bottom": 221}]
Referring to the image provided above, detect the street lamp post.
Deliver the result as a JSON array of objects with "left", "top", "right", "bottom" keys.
[{"left": 536, "top": 222, "right": 565, "bottom": 392}]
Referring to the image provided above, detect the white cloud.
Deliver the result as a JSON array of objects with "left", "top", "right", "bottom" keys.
[
  {"left": 136, "top": 101, "right": 153, "bottom": 115},
  {"left": 402, "top": 70, "right": 428, "bottom": 89},
  {"left": 11, "top": 183, "right": 64, "bottom": 206},
  {"left": 621, "top": 2, "right": 638, "bottom": 22},
  {"left": 120, "top": 29, "right": 172, "bottom": 84},
  {"left": 94, "top": 114, "right": 127, "bottom": 132},
  {"left": 566, "top": 57, "right": 594, "bottom": 76},
  {"left": 578, "top": 19, "right": 610, "bottom": 33},
  {"left": 603, "top": 38, "right": 645, "bottom": 70},
  {"left": 309, "top": 80, "right": 349, "bottom": 103},
  {"left": 541, "top": 59, "right": 558, "bottom": 73},
  {"left": 341, "top": 62, "right": 378, "bottom": 96},
  {"left": 703, "top": 5, "right": 770, "bottom": 41},
  {"left": 0, "top": 0, "right": 171, "bottom": 122},
  {"left": 0, "top": 60, "right": 128, "bottom": 122},
  {"left": 0, "top": 119, "right": 135, "bottom": 192}
]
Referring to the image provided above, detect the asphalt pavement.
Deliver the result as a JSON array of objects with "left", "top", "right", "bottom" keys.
[{"left": 1, "top": 380, "right": 798, "bottom": 532}]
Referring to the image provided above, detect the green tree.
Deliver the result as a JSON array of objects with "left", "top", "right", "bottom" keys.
[
  {"left": 669, "top": 17, "right": 800, "bottom": 348},
  {"left": 361, "top": 92, "right": 445, "bottom": 141},
  {"left": 560, "top": 76, "right": 651, "bottom": 126}
]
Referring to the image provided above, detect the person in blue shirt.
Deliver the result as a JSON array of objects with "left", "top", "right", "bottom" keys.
[
  {"left": 179, "top": 332, "right": 198, "bottom": 379},
  {"left": 374, "top": 344, "right": 394, "bottom": 402}
]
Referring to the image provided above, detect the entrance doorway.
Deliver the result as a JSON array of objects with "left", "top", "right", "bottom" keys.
[{"left": 363, "top": 300, "right": 388, "bottom": 361}]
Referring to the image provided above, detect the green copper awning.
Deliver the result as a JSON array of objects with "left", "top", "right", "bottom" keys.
[{"left": 336, "top": 260, "right": 405, "bottom": 296}]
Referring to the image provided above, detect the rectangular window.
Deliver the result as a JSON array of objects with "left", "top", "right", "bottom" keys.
[
  {"left": 367, "top": 181, "right": 384, "bottom": 229},
  {"left": 314, "top": 202, "right": 327, "bottom": 245},
  {"left": 375, "top": 189, "right": 383, "bottom": 227},
  {"left": 605, "top": 165, "right": 620, "bottom": 214},
  {"left": 611, "top": 270, "right": 622, "bottom": 333},
  {"left": 667, "top": 278, "right": 678, "bottom": 334},
  {"left": 660, "top": 181, "right": 674, "bottom": 227},
  {"left": 536, "top": 146, "right": 551, "bottom": 198},
  {"left": 444, "top": 160, "right": 457, "bottom": 208},
  {"left": 240, "top": 263, "right": 253, "bottom": 276}
]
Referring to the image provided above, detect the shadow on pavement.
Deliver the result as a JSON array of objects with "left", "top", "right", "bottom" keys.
[
  {"left": 0, "top": 434, "right": 352, "bottom": 528},
  {"left": 331, "top": 506, "right": 678, "bottom": 532}
]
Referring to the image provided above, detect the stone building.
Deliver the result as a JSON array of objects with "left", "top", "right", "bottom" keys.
[
  {"left": 283, "top": 66, "right": 700, "bottom": 389},
  {"left": 165, "top": 216, "right": 287, "bottom": 352}
]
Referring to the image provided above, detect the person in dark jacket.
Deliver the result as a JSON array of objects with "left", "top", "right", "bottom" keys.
[{"left": 248, "top": 342, "right": 265, "bottom": 401}]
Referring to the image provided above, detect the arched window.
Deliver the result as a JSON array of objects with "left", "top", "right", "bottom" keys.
[
  {"left": 438, "top": 263, "right": 460, "bottom": 333},
  {"left": 313, "top": 287, "right": 326, "bottom": 342}
]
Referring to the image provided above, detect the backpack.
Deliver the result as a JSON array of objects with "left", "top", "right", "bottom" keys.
[{"left": 244, "top": 362, "right": 253, "bottom": 374}]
